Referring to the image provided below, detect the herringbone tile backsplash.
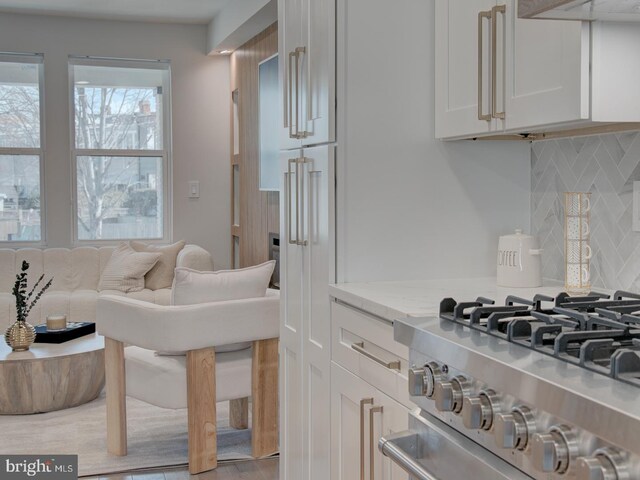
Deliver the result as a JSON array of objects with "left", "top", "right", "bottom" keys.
[{"left": 531, "top": 131, "right": 640, "bottom": 290}]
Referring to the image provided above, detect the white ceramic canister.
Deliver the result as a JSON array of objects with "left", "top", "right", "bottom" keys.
[{"left": 496, "top": 229, "right": 543, "bottom": 288}]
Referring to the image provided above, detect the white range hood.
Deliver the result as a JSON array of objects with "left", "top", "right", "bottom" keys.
[{"left": 519, "top": 0, "right": 640, "bottom": 21}]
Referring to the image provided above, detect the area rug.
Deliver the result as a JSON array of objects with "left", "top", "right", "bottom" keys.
[{"left": 0, "top": 392, "right": 254, "bottom": 477}]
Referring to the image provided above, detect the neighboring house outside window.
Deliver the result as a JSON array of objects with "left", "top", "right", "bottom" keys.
[
  {"left": 70, "top": 57, "right": 171, "bottom": 242},
  {"left": 0, "top": 53, "right": 44, "bottom": 243}
]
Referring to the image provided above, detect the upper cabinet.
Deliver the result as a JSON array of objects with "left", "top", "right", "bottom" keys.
[
  {"left": 435, "top": 0, "right": 500, "bottom": 139},
  {"left": 505, "top": 2, "right": 588, "bottom": 131},
  {"left": 279, "top": 0, "right": 335, "bottom": 150},
  {"left": 435, "top": 0, "right": 640, "bottom": 139}
]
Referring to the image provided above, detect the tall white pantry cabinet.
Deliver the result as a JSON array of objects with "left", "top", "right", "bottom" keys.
[
  {"left": 278, "top": 0, "right": 335, "bottom": 479},
  {"left": 278, "top": 0, "right": 431, "bottom": 479}
]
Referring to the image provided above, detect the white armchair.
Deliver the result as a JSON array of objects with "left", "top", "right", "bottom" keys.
[{"left": 96, "top": 289, "right": 280, "bottom": 474}]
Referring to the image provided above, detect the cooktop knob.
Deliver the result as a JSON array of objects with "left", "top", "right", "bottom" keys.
[
  {"left": 433, "top": 375, "right": 470, "bottom": 414},
  {"left": 531, "top": 425, "right": 579, "bottom": 474},
  {"left": 494, "top": 406, "right": 535, "bottom": 450},
  {"left": 423, "top": 362, "right": 444, "bottom": 398},
  {"left": 576, "top": 448, "right": 629, "bottom": 480},
  {"left": 408, "top": 367, "right": 427, "bottom": 397},
  {"left": 462, "top": 389, "right": 499, "bottom": 430}
]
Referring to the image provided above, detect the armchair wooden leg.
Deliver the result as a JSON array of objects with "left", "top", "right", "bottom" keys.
[
  {"left": 230, "top": 398, "right": 249, "bottom": 429},
  {"left": 251, "top": 338, "right": 279, "bottom": 458},
  {"left": 186, "top": 347, "right": 217, "bottom": 474},
  {"left": 105, "top": 337, "right": 127, "bottom": 456}
]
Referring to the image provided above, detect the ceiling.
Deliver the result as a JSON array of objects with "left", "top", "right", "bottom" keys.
[{"left": 0, "top": 0, "right": 233, "bottom": 24}]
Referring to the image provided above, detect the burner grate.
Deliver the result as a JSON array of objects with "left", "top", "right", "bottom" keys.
[{"left": 439, "top": 292, "right": 640, "bottom": 387}]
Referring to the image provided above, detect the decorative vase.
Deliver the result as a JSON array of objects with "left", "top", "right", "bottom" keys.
[{"left": 4, "top": 320, "right": 36, "bottom": 351}]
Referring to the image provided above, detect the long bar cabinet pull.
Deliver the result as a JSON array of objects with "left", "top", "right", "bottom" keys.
[
  {"left": 288, "top": 51, "right": 296, "bottom": 137},
  {"left": 360, "top": 398, "right": 374, "bottom": 480},
  {"left": 477, "top": 10, "right": 492, "bottom": 121},
  {"left": 491, "top": 4, "right": 506, "bottom": 119},
  {"left": 294, "top": 47, "right": 307, "bottom": 139},
  {"left": 283, "top": 51, "right": 289, "bottom": 128},
  {"left": 287, "top": 159, "right": 297, "bottom": 244},
  {"left": 306, "top": 43, "right": 313, "bottom": 123},
  {"left": 306, "top": 163, "right": 319, "bottom": 245},
  {"left": 352, "top": 342, "right": 401, "bottom": 371},
  {"left": 295, "top": 158, "right": 301, "bottom": 245},
  {"left": 369, "top": 405, "right": 384, "bottom": 480},
  {"left": 297, "top": 157, "right": 308, "bottom": 246}
]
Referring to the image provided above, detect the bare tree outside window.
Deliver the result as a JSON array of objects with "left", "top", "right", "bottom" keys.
[
  {"left": 0, "top": 58, "right": 43, "bottom": 242},
  {"left": 0, "top": 84, "right": 40, "bottom": 148},
  {"left": 72, "top": 62, "right": 169, "bottom": 241}
]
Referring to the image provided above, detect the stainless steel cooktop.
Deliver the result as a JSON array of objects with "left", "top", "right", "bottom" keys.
[{"left": 390, "top": 290, "right": 640, "bottom": 479}]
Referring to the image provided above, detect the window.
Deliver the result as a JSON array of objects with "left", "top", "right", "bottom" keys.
[
  {"left": 0, "top": 53, "right": 44, "bottom": 242},
  {"left": 70, "top": 57, "right": 171, "bottom": 241}
]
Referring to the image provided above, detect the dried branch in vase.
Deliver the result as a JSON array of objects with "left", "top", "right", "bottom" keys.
[{"left": 12, "top": 260, "right": 53, "bottom": 323}]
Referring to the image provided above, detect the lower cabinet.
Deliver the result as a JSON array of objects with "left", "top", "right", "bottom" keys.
[{"left": 331, "top": 362, "right": 409, "bottom": 480}]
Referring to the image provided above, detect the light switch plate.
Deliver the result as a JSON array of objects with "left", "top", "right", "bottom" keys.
[
  {"left": 633, "top": 181, "right": 640, "bottom": 232},
  {"left": 188, "top": 181, "right": 200, "bottom": 198}
]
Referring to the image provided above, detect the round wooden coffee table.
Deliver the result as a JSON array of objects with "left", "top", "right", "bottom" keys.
[{"left": 0, "top": 332, "right": 105, "bottom": 414}]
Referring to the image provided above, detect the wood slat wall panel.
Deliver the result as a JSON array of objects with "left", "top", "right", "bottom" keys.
[{"left": 230, "top": 23, "right": 279, "bottom": 269}]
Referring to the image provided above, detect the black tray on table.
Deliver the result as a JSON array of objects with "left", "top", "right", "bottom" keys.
[{"left": 34, "top": 322, "right": 96, "bottom": 343}]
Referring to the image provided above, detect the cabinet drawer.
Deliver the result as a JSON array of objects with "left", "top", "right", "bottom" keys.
[{"left": 331, "top": 300, "right": 411, "bottom": 407}]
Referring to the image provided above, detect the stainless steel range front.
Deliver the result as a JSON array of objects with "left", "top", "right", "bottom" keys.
[{"left": 379, "top": 291, "right": 640, "bottom": 480}]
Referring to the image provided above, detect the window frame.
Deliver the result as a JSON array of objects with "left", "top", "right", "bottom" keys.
[
  {"left": 0, "top": 52, "right": 46, "bottom": 246},
  {"left": 68, "top": 56, "right": 173, "bottom": 245}
]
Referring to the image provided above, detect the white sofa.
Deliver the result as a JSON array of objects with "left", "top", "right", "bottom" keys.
[{"left": 0, "top": 244, "right": 213, "bottom": 329}]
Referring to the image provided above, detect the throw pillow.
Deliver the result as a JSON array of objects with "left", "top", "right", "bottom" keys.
[
  {"left": 171, "top": 260, "right": 276, "bottom": 305},
  {"left": 98, "top": 243, "right": 162, "bottom": 293},
  {"left": 130, "top": 240, "right": 186, "bottom": 290}
]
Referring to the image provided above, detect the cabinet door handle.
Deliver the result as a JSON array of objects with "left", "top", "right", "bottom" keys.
[
  {"left": 294, "top": 47, "right": 308, "bottom": 139},
  {"left": 288, "top": 51, "right": 296, "bottom": 138},
  {"left": 360, "top": 398, "right": 374, "bottom": 480},
  {"left": 295, "top": 158, "right": 301, "bottom": 245},
  {"left": 307, "top": 164, "right": 321, "bottom": 245},
  {"left": 287, "top": 158, "right": 297, "bottom": 244},
  {"left": 369, "top": 405, "right": 384, "bottom": 480},
  {"left": 306, "top": 43, "right": 312, "bottom": 123},
  {"left": 283, "top": 51, "right": 289, "bottom": 129},
  {"left": 491, "top": 4, "right": 506, "bottom": 119},
  {"left": 352, "top": 342, "right": 401, "bottom": 371},
  {"left": 477, "top": 10, "right": 492, "bottom": 121},
  {"left": 284, "top": 171, "right": 289, "bottom": 239},
  {"left": 297, "top": 157, "right": 308, "bottom": 246},
  {"left": 294, "top": 49, "right": 300, "bottom": 138}
]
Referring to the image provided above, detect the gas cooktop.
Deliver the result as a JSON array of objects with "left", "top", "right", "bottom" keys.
[
  {"left": 388, "top": 290, "right": 640, "bottom": 479},
  {"left": 439, "top": 290, "right": 640, "bottom": 387}
]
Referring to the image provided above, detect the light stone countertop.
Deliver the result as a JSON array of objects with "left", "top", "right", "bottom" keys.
[{"left": 329, "top": 277, "right": 569, "bottom": 321}]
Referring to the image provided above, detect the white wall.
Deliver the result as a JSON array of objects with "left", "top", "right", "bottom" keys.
[
  {"left": 337, "top": 0, "right": 532, "bottom": 282},
  {"left": 0, "top": 13, "right": 231, "bottom": 268}
]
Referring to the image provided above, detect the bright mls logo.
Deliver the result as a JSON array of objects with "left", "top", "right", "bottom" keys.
[{"left": 0, "top": 455, "right": 77, "bottom": 479}]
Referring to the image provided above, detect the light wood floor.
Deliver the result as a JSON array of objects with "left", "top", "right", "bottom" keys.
[{"left": 83, "top": 458, "right": 278, "bottom": 480}]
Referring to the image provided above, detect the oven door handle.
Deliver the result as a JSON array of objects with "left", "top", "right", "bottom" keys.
[{"left": 378, "top": 431, "right": 437, "bottom": 480}]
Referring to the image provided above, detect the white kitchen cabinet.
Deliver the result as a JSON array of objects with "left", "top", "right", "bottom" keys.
[
  {"left": 279, "top": 145, "right": 335, "bottom": 480},
  {"left": 436, "top": 0, "right": 640, "bottom": 139},
  {"left": 435, "top": 0, "right": 499, "bottom": 138},
  {"left": 331, "top": 362, "right": 409, "bottom": 480},
  {"left": 504, "top": 1, "right": 588, "bottom": 131},
  {"left": 278, "top": 0, "right": 335, "bottom": 150},
  {"left": 436, "top": 0, "right": 585, "bottom": 138}
]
